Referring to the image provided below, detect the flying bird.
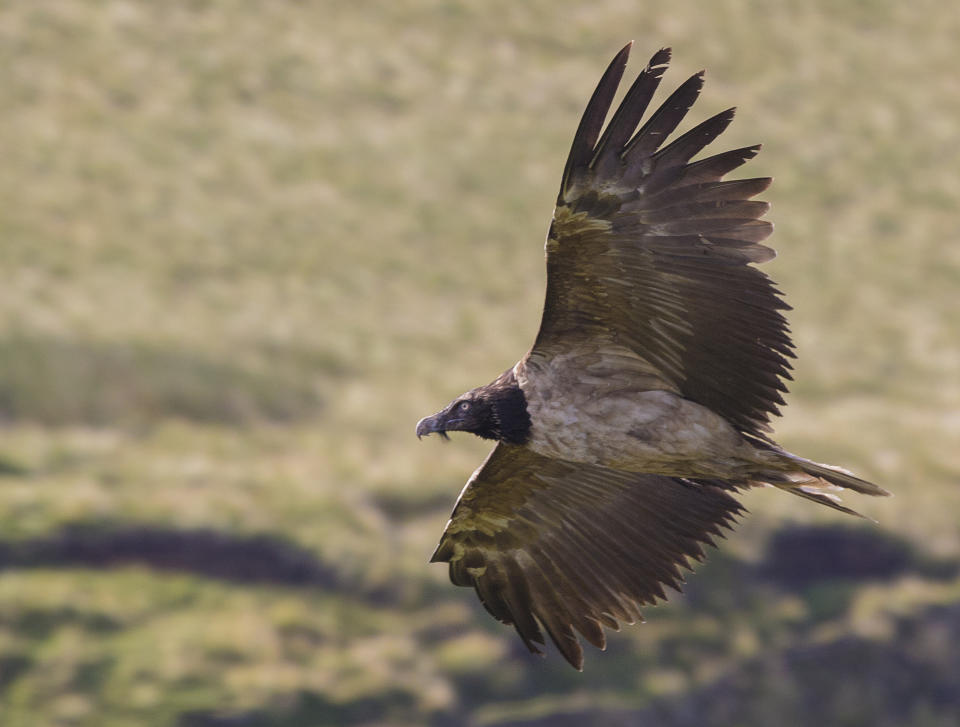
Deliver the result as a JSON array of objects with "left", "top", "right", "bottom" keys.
[{"left": 416, "top": 43, "right": 887, "bottom": 670}]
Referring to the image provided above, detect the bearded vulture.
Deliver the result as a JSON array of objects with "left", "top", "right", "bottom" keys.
[{"left": 416, "top": 43, "right": 887, "bottom": 670}]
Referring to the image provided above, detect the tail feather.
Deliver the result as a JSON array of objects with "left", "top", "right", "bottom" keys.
[
  {"left": 786, "top": 485, "right": 874, "bottom": 521},
  {"left": 787, "top": 455, "right": 889, "bottom": 497},
  {"left": 754, "top": 446, "right": 889, "bottom": 519}
]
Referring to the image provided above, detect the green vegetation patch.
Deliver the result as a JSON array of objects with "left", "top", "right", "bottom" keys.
[{"left": 0, "top": 334, "right": 323, "bottom": 427}]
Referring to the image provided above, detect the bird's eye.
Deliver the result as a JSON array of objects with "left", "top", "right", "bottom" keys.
[{"left": 458, "top": 401, "right": 471, "bottom": 411}]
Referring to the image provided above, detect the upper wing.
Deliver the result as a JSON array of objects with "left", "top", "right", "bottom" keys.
[
  {"left": 533, "top": 44, "right": 793, "bottom": 439},
  {"left": 430, "top": 443, "right": 744, "bottom": 669}
]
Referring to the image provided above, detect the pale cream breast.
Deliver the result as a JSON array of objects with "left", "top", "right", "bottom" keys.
[{"left": 515, "top": 348, "right": 755, "bottom": 477}]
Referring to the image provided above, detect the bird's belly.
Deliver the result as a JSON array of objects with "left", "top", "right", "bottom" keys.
[{"left": 526, "top": 389, "right": 752, "bottom": 477}]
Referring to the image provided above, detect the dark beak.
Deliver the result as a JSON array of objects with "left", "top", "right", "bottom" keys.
[{"left": 416, "top": 414, "right": 449, "bottom": 440}]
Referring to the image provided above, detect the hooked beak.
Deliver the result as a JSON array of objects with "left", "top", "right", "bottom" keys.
[{"left": 416, "top": 414, "right": 450, "bottom": 440}]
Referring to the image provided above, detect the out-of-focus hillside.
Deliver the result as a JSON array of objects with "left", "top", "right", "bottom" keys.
[{"left": 1, "top": 2, "right": 958, "bottom": 725}]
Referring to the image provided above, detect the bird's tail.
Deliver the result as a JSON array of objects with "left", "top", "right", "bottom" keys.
[{"left": 756, "top": 447, "right": 889, "bottom": 519}]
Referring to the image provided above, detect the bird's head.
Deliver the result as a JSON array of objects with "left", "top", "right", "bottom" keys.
[
  {"left": 416, "top": 393, "right": 496, "bottom": 441},
  {"left": 416, "top": 369, "right": 531, "bottom": 444}
]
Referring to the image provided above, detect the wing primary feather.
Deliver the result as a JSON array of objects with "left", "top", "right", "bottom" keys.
[
  {"left": 542, "top": 525, "right": 644, "bottom": 623},
  {"left": 689, "top": 177, "right": 773, "bottom": 202},
  {"left": 629, "top": 178, "right": 773, "bottom": 210},
  {"left": 623, "top": 71, "right": 705, "bottom": 164},
  {"left": 560, "top": 42, "right": 633, "bottom": 202},
  {"left": 558, "top": 500, "right": 685, "bottom": 602},
  {"left": 649, "top": 107, "right": 737, "bottom": 171},
  {"left": 474, "top": 571, "right": 515, "bottom": 622},
  {"left": 645, "top": 216, "right": 773, "bottom": 238},
  {"left": 591, "top": 47, "right": 672, "bottom": 180},
  {"left": 638, "top": 199, "right": 770, "bottom": 223},
  {"left": 501, "top": 557, "right": 547, "bottom": 649},
  {"left": 529, "top": 538, "right": 620, "bottom": 644},
  {"left": 674, "top": 144, "right": 762, "bottom": 185},
  {"left": 521, "top": 546, "right": 587, "bottom": 668}
]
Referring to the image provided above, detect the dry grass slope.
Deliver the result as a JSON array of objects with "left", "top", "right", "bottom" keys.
[{"left": 1, "top": 1, "right": 959, "bottom": 725}]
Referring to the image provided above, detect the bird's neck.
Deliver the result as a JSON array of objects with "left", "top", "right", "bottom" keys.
[{"left": 482, "top": 368, "right": 532, "bottom": 445}]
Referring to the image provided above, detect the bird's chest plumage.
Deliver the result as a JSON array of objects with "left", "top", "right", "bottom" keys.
[{"left": 513, "top": 351, "right": 749, "bottom": 476}]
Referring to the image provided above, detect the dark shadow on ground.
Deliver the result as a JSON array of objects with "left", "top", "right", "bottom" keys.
[
  {"left": 682, "top": 523, "right": 954, "bottom": 617},
  {"left": 757, "top": 523, "right": 957, "bottom": 587},
  {"left": 486, "top": 601, "right": 960, "bottom": 727},
  {"left": 0, "top": 523, "right": 394, "bottom": 601},
  {"left": 178, "top": 689, "right": 417, "bottom": 727}
]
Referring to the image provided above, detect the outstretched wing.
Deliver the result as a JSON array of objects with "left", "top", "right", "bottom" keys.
[
  {"left": 532, "top": 44, "right": 793, "bottom": 439},
  {"left": 430, "top": 443, "right": 744, "bottom": 669}
]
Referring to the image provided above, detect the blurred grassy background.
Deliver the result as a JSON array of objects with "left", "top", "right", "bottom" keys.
[{"left": 1, "top": 1, "right": 959, "bottom": 725}]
